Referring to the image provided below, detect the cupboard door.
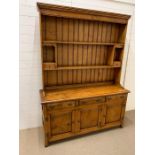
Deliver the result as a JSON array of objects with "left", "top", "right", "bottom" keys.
[
  {"left": 76, "top": 104, "right": 106, "bottom": 133},
  {"left": 47, "top": 109, "right": 76, "bottom": 141},
  {"left": 105, "top": 94, "right": 127, "bottom": 123}
]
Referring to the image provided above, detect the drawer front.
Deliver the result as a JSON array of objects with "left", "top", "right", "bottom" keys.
[
  {"left": 79, "top": 96, "right": 106, "bottom": 106},
  {"left": 47, "top": 101, "right": 75, "bottom": 110},
  {"left": 106, "top": 94, "right": 127, "bottom": 104}
]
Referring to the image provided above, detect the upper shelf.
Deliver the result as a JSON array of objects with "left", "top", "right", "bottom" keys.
[
  {"left": 43, "top": 63, "right": 121, "bottom": 70},
  {"left": 43, "top": 40, "right": 124, "bottom": 47}
]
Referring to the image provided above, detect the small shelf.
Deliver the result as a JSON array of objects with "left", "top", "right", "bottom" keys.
[
  {"left": 43, "top": 40, "right": 124, "bottom": 47},
  {"left": 43, "top": 64, "right": 121, "bottom": 71},
  {"left": 43, "top": 62, "right": 57, "bottom": 70}
]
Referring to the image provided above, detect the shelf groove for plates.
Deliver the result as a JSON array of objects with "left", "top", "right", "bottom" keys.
[
  {"left": 43, "top": 63, "right": 121, "bottom": 70},
  {"left": 43, "top": 40, "right": 124, "bottom": 47}
]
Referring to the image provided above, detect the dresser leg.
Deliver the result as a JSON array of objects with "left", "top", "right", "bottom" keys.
[
  {"left": 45, "top": 140, "right": 49, "bottom": 147},
  {"left": 120, "top": 124, "right": 123, "bottom": 128},
  {"left": 120, "top": 120, "right": 124, "bottom": 128},
  {"left": 44, "top": 133, "right": 49, "bottom": 147}
]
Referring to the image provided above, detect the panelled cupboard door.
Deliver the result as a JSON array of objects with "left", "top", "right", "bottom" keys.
[
  {"left": 75, "top": 104, "right": 106, "bottom": 133},
  {"left": 47, "top": 109, "right": 76, "bottom": 141},
  {"left": 105, "top": 94, "right": 127, "bottom": 123}
]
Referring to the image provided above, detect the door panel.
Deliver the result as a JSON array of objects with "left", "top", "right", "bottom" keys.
[
  {"left": 105, "top": 94, "right": 127, "bottom": 123},
  {"left": 80, "top": 107, "right": 99, "bottom": 129},
  {"left": 51, "top": 112, "right": 72, "bottom": 135},
  {"left": 49, "top": 109, "right": 75, "bottom": 138},
  {"left": 106, "top": 103, "right": 122, "bottom": 123},
  {"left": 76, "top": 104, "right": 105, "bottom": 132}
]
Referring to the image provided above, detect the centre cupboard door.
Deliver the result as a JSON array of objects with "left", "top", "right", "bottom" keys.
[{"left": 75, "top": 97, "right": 106, "bottom": 134}]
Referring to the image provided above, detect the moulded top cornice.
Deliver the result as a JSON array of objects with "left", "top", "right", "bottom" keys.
[{"left": 37, "top": 2, "right": 130, "bottom": 24}]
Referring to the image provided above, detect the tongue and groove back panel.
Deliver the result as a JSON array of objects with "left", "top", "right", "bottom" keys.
[{"left": 40, "top": 10, "right": 127, "bottom": 89}]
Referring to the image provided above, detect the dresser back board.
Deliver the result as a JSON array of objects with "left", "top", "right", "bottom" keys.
[{"left": 37, "top": 3, "right": 130, "bottom": 90}]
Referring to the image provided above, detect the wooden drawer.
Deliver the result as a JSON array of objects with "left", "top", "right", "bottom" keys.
[
  {"left": 79, "top": 96, "right": 106, "bottom": 106},
  {"left": 106, "top": 94, "right": 127, "bottom": 105},
  {"left": 47, "top": 101, "right": 75, "bottom": 110}
]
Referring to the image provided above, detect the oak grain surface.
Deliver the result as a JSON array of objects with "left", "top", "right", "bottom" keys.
[{"left": 37, "top": 3, "right": 130, "bottom": 146}]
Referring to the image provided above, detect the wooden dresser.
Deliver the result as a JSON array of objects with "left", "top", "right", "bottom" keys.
[{"left": 37, "top": 3, "right": 130, "bottom": 146}]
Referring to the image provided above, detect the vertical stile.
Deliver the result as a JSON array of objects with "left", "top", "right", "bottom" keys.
[
  {"left": 106, "top": 23, "right": 112, "bottom": 43},
  {"left": 102, "top": 46, "right": 106, "bottom": 65},
  {"left": 62, "top": 18, "right": 69, "bottom": 41},
  {"left": 94, "top": 69, "right": 99, "bottom": 82},
  {"left": 45, "top": 16, "right": 56, "bottom": 40},
  {"left": 98, "top": 69, "right": 103, "bottom": 82},
  {"left": 87, "top": 45, "right": 92, "bottom": 66},
  {"left": 57, "top": 45, "right": 62, "bottom": 67},
  {"left": 111, "top": 24, "right": 116, "bottom": 43},
  {"left": 101, "top": 22, "right": 106, "bottom": 43},
  {"left": 77, "top": 70, "right": 82, "bottom": 84},
  {"left": 83, "top": 20, "right": 89, "bottom": 66},
  {"left": 82, "top": 45, "right": 87, "bottom": 83},
  {"left": 62, "top": 70, "right": 68, "bottom": 85},
  {"left": 47, "top": 71, "right": 57, "bottom": 86},
  {"left": 73, "top": 45, "right": 78, "bottom": 66},
  {"left": 77, "top": 45, "right": 83, "bottom": 66},
  {"left": 94, "top": 46, "right": 100, "bottom": 82},
  {"left": 57, "top": 70, "right": 62, "bottom": 85},
  {"left": 82, "top": 45, "right": 87, "bottom": 65},
  {"left": 111, "top": 69, "right": 115, "bottom": 81},
  {"left": 74, "top": 19, "right": 79, "bottom": 42},
  {"left": 72, "top": 70, "right": 77, "bottom": 84},
  {"left": 93, "top": 21, "right": 98, "bottom": 67},
  {"left": 88, "top": 21, "right": 94, "bottom": 42},
  {"left": 68, "top": 70, "right": 73, "bottom": 84},
  {"left": 100, "top": 46, "right": 104, "bottom": 65},
  {"left": 95, "top": 46, "right": 101, "bottom": 65},
  {"left": 88, "top": 21, "right": 94, "bottom": 67},
  {"left": 73, "top": 19, "right": 79, "bottom": 66},
  {"left": 78, "top": 20, "right": 84, "bottom": 67},
  {"left": 63, "top": 44, "right": 68, "bottom": 66},
  {"left": 68, "top": 19, "right": 74, "bottom": 67},
  {"left": 94, "top": 22, "right": 99, "bottom": 81},
  {"left": 102, "top": 69, "right": 106, "bottom": 82},
  {"left": 82, "top": 69, "right": 87, "bottom": 83},
  {"left": 44, "top": 71, "right": 47, "bottom": 87},
  {"left": 92, "top": 45, "right": 96, "bottom": 65},
  {"left": 97, "top": 22, "right": 102, "bottom": 66},
  {"left": 115, "top": 24, "right": 119, "bottom": 43},
  {"left": 108, "top": 69, "right": 112, "bottom": 81},
  {"left": 83, "top": 21, "right": 89, "bottom": 83},
  {"left": 56, "top": 17, "right": 62, "bottom": 41},
  {"left": 62, "top": 18, "right": 69, "bottom": 69},
  {"left": 90, "top": 69, "right": 95, "bottom": 83},
  {"left": 57, "top": 17, "right": 62, "bottom": 68},
  {"left": 97, "top": 22, "right": 102, "bottom": 42}
]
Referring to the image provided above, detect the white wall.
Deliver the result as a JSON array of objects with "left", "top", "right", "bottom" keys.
[{"left": 19, "top": 0, "right": 135, "bottom": 129}]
